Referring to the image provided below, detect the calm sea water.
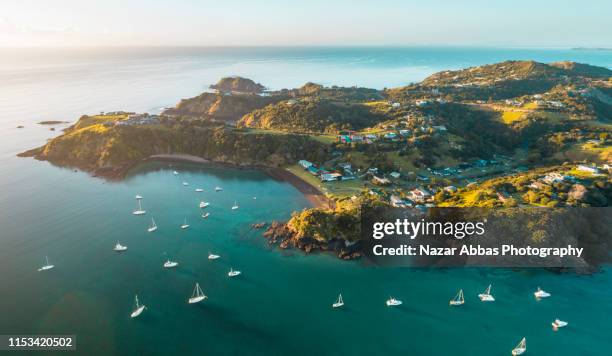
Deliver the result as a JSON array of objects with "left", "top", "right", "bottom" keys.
[{"left": 1, "top": 47, "right": 611, "bottom": 355}]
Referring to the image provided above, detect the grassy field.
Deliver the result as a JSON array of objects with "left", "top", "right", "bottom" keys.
[
  {"left": 501, "top": 110, "right": 525, "bottom": 124},
  {"left": 285, "top": 164, "right": 364, "bottom": 199},
  {"left": 553, "top": 142, "right": 612, "bottom": 164},
  {"left": 240, "top": 128, "right": 336, "bottom": 145}
]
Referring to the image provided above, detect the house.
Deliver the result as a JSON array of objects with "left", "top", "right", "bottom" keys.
[
  {"left": 286, "top": 99, "right": 298, "bottom": 106},
  {"left": 407, "top": 188, "right": 431, "bottom": 203},
  {"left": 416, "top": 174, "right": 429, "bottom": 182},
  {"left": 542, "top": 172, "right": 566, "bottom": 184},
  {"left": 432, "top": 125, "right": 447, "bottom": 132},
  {"left": 444, "top": 185, "right": 458, "bottom": 193},
  {"left": 391, "top": 102, "right": 401, "bottom": 108},
  {"left": 577, "top": 164, "right": 600, "bottom": 174},
  {"left": 320, "top": 172, "right": 342, "bottom": 182},
  {"left": 390, "top": 195, "right": 407, "bottom": 208},
  {"left": 399, "top": 129, "right": 411, "bottom": 137},
  {"left": 298, "top": 160, "right": 313, "bottom": 169},
  {"left": 529, "top": 181, "right": 546, "bottom": 190},
  {"left": 390, "top": 172, "right": 401, "bottom": 179},
  {"left": 384, "top": 132, "right": 398, "bottom": 139},
  {"left": 416, "top": 99, "right": 430, "bottom": 107},
  {"left": 372, "top": 176, "right": 391, "bottom": 185}
]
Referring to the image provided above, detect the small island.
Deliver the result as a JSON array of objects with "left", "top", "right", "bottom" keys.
[{"left": 19, "top": 60, "right": 612, "bottom": 264}]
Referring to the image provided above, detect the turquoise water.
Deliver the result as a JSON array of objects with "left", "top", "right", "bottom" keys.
[{"left": 1, "top": 47, "right": 612, "bottom": 355}]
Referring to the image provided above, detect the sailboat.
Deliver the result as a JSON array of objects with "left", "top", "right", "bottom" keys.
[
  {"left": 231, "top": 201, "right": 239, "bottom": 210},
  {"left": 114, "top": 242, "right": 127, "bottom": 252},
  {"left": 38, "top": 256, "right": 54, "bottom": 271},
  {"left": 202, "top": 212, "right": 210, "bottom": 219},
  {"left": 511, "top": 337, "right": 526, "bottom": 355},
  {"left": 386, "top": 297, "right": 402, "bottom": 306},
  {"left": 199, "top": 201, "right": 210, "bottom": 208},
  {"left": 552, "top": 319, "right": 568, "bottom": 329},
  {"left": 478, "top": 284, "right": 495, "bottom": 302},
  {"left": 182, "top": 182, "right": 189, "bottom": 186},
  {"left": 130, "top": 295, "right": 146, "bottom": 318},
  {"left": 228, "top": 268, "right": 241, "bottom": 277},
  {"left": 135, "top": 194, "right": 143, "bottom": 200},
  {"left": 534, "top": 287, "right": 551, "bottom": 299},
  {"left": 449, "top": 289, "right": 465, "bottom": 306},
  {"left": 332, "top": 294, "right": 344, "bottom": 308},
  {"left": 188, "top": 283, "right": 207, "bottom": 304},
  {"left": 147, "top": 218, "right": 158, "bottom": 232},
  {"left": 180, "top": 217, "right": 189, "bottom": 229},
  {"left": 195, "top": 188, "right": 204, "bottom": 192},
  {"left": 132, "top": 199, "right": 146, "bottom": 215},
  {"left": 208, "top": 253, "right": 220, "bottom": 260},
  {"left": 164, "top": 259, "right": 178, "bottom": 268},
  {"left": 215, "top": 186, "right": 223, "bottom": 192}
]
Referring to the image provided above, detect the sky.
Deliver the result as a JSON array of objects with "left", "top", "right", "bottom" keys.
[{"left": 0, "top": 0, "right": 610, "bottom": 47}]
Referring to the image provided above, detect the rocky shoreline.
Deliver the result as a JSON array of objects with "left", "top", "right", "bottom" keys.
[{"left": 262, "top": 221, "right": 363, "bottom": 260}]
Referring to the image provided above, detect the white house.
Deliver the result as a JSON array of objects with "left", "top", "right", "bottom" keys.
[
  {"left": 298, "top": 160, "right": 313, "bottom": 169},
  {"left": 320, "top": 172, "right": 342, "bottom": 182},
  {"left": 390, "top": 195, "right": 407, "bottom": 208},
  {"left": 407, "top": 188, "right": 431, "bottom": 203},
  {"left": 577, "top": 165, "right": 600, "bottom": 174},
  {"left": 542, "top": 172, "right": 566, "bottom": 184}
]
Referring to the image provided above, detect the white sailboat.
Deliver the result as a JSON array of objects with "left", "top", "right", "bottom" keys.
[
  {"left": 130, "top": 295, "right": 146, "bottom": 318},
  {"left": 182, "top": 182, "right": 189, "bottom": 186},
  {"left": 199, "top": 201, "right": 210, "bottom": 208},
  {"left": 552, "top": 319, "right": 568, "bottom": 329},
  {"left": 231, "top": 201, "right": 239, "bottom": 210},
  {"left": 188, "top": 283, "right": 207, "bottom": 304},
  {"left": 208, "top": 253, "right": 220, "bottom": 260},
  {"left": 164, "top": 259, "right": 178, "bottom": 268},
  {"left": 386, "top": 297, "right": 402, "bottom": 306},
  {"left": 449, "top": 289, "right": 465, "bottom": 306},
  {"left": 195, "top": 188, "right": 204, "bottom": 192},
  {"left": 135, "top": 194, "right": 143, "bottom": 200},
  {"left": 114, "top": 242, "right": 127, "bottom": 252},
  {"left": 511, "top": 337, "right": 526, "bottom": 355},
  {"left": 215, "top": 186, "right": 223, "bottom": 192},
  {"left": 534, "top": 287, "right": 551, "bottom": 299},
  {"left": 202, "top": 212, "right": 210, "bottom": 219},
  {"left": 132, "top": 199, "right": 146, "bottom": 215},
  {"left": 332, "top": 294, "right": 344, "bottom": 308},
  {"left": 478, "top": 284, "right": 495, "bottom": 302},
  {"left": 147, "top": 218, "right": 158, "bottom": 232},
  {"left": 37, "top": 256, "right": 54, "bottom": 271},
  {"left": 228, "top": 268, "right": 241, "bottom": 277},
  {"left": 180, "top": 217, "right": 189, "bottom": 229}
]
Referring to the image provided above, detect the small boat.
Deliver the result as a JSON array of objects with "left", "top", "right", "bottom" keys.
[
  {"left": 552, "top": 319, "right": 568, "bottom": 329},
  {"left": 173, "top": 171, "right": 179, "bottom": 175},
  {"left": 135, "top": 194, "right": 143, "bottom": 200},
  {"left": 449, "top": 289, "right": 464, "bottom": 306},
  {"left": 195, "top": 188, "right": 204, "bottom": 192},
  {"left": 114, "top": 242, "right": 127, "bottom": 252},
  {"left": 163, "top": 259, "right": 178, "bottom": 268},
  {"left": 38, "top": 256, "right": 54, "bottom": 271},
  {"left": 228, "top": 268, "right": 241, "bottom": 277},
  {"left": 386, "top": 297, "right": 402, "bottom": 306},
  {"left": 478, "top": 284, "right": 495, "bottom": 302},
  {"left": 132, "top": 199, "right": 146, "bottom": 215},
  {"left": 215, "top": 186, "right": 223, "bottom": 192},
  {"left": 130, "top": 295, "right": 146, "bottom": 318},
  {"left": 182, "top": 182, "right": 189, "bottom": 186},
  {"left": 199, "top": 201, "right": 210, "bottom": 208},
  {"left": 253, "top": 197, "right": 257, "bottom": 200},
  {"left": 231, "top": 201, "right": 239, "bottom": 210},
  {"left": 208, "top": 253, "right": 220, "bottom": 260},
  {"left": 332, "top": 294, "right": 344, "bottom": 308},
  {"left": 147, "top": 218, "right": 158, "bottom": 232},
  {"left": 534, "top": 287, "right": 551, "bottom": 299},
  {"left": 511, "top": 337, "right": 526, "bottom": 355},
  {"left": 202, "top": 212, "right": 210, "bottom": 219},
  {"left": 180, "top": 217, "right": 189, "bottom": 229},
  {"left": 188, "top": 283, "right": 207, "bottom": 304}
]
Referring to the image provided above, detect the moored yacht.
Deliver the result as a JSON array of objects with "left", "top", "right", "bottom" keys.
[
  {"left": 114, "top": 242, "right": 127, "bottom": 252},
  {"left": 199, "top": 201, "right": 210, "bottom": 208},
  {"left": 478, "top": 284, "right": 495, "bottom": 302},
  {"left": 37, "top": 256, "right": 54, "bottom": 271},
  {"left": 195, "top": 188, "right": 204, "bottom": 192},
  {"left": 534, "top": 287, "right": 551, "bottom": 299},
  {"left": 180, "top": 217, "right": 189, "bottom": 229},
  {"left": 163, "top": 259, "right": 178, "bottom": 268},
  {"left": 511, "top": 337, "right": 526, "bottom": 355},
  {"left": 228, "top": 268, "right": 241, "bottom": 277},
  {"left": 147, "top": 218, "right": 158, "bottom": 232},
  {"left": 215, "top": 186, "right": 223, "bottom": 192},
  {"left": 449, "top": 289, "right": 464, "bottom": 306},
  {"left": 386, "top": 297, "right": 402, "bottom": 306},
  {"left": 130, "top": 295, "right": 146, "bottom": 318},
  {"left": 188, "top": 283, "right": 207, "bottom": 304},
  {"left": 132, "top": 198, "right": 146, "bottom": 215},
  {"left": 231, "top": 201, "right": 239, "bottom": 210},
  {"left": 332, "top": 294, "right": 344, "bottom": 308},
  {"left": 208, "top": 253, "right": 220, "bottom": 260}
]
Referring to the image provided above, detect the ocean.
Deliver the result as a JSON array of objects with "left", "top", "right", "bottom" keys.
[{"left": 0, "top": 47, "right": 611, "bottom": 355}]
